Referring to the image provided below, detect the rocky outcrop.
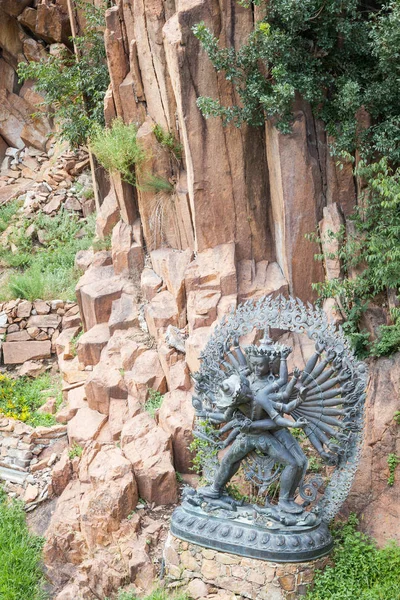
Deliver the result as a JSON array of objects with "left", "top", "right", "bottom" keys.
[
  {"left": 344, "top": 354, "right": 400, "bottom": 546},
  {"left": 101, "top": 0, "right": 358, "bottom": 302}
]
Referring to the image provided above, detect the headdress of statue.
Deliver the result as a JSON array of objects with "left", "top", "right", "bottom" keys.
[{"left": 171, "top": 295, "right": 367, "bottom": 562}]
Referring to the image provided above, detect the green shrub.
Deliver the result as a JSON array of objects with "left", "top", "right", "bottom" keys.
[
  {"left": 0, "top": 209, "right": 96, "bottom": 302},
  {"left": 0, "top": 490, "right": 46, "bottom": 600},
  {"left": 90, "top": 119, "right": 146, "bottom": 185},
  {"left": 17, "top": 1, "right": 109, "bottom": 146},
  {"left": 144, "top": 389, "right": 164, "bottom": 417},
  {"left": 307, "top": 515, "right": 400, "bottom": 600},
  {"left": 153, "top": 124, "right": 183, "bottom": 161},
  {"left": 0, "top": 200, "right": 21, "bottom": 234},
  {"left": 68, "top": 443, "right": 83, "bottom": 459},
  {"left": 387, "top": 454, "right": 400, "bottom": 487},
  {"left": 0, "top": 372, "right": 61, "bottom": 426}
]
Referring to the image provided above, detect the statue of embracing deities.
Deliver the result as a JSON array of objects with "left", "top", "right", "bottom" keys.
[{"left": 171, "top": 295, "right": 367, "bottom": 562}]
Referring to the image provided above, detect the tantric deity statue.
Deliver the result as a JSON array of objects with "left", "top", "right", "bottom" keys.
[{"left": 171, "top": 295, "right": 367, "bottom": 562}]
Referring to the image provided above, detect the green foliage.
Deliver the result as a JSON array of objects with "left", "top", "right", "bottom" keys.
[
  {"left": 189, "top": 421, "right": 219, "bottom": 475},
  {"left": 0, "top": 373, "right": 60, "bottom": 426},
  {"left": 70, "top": 330, "right": 84, "bottom": 358},
  {"left": 0, "top": 200, "right": 21, "bottom": 234},
  {"left": 387, "top": 454, "right": 400, "bottom": 487},
  {"left": 194, "top": 1, "right": 400, "bottom": 358},
  {"left": 308, "top": 456, "right": 322, "bottom": 473},
  {"left": 138, "top": 174, "right": 174, "bottom": 193},
  {"left": 307, "top": 515, "right": 400, "bottom": 600},
  {"left": 0, "top": 491, "right": 47, "bottom": 600},
  {"left": 144, "top": 389, "right": 164, "bottom": 417},
  {"left": 394, "top": 411, "right": 400, "bottom": 425},
  {"left": 68, "top": 443, "right": 83, "bottom": 459},
  {"left": 90, "top": 119, "right": 146, "bottom": 185},
  {"left": 153, "top": 124, "right": 183, "bottom": 161},
  {"left": 17, "top": 1, "right": 109, "bottom": 146},
  {"left": 0, "top": 209, "right": 96, "bottom": 302}
]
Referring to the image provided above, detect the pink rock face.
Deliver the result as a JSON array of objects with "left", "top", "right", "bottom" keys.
[
  {"left": 159, "top": 389, "right": 195, "bottom": 473},
  {"left": 85, "top": 363, "right": 127, "bottom": 415},
  {"left": 51, "top": 449, "right": 72, "bottom": 497},
  {"left": 185, "top": 243, "right": 237, "bottom": 297},
  {"left": 67, "top": 406, "right": 107, "bottom": 445},
  {"left": 141, "top": 267, "right": 163, "bottom": 301},
  {"left": 344, "top": 355, "right": 400, "bottom": 546},
  {"left": 95, "top": 188, "right": 120, "bottom": 239},
  {"left": 108, "top": 294, "right": 140, "bottom": 335},
  {"left": 150, "top": 247, "right": 193, "bottom": 315},
  {"left": 111, "top": 220, "right": 144, "bottom": 277},
  {"left": 237, "top": 260, "right": 288, "bottom": 303},
  {"left": 76, "top": 266, "right": 125, "bottom": 331},
  {"left": 121, "top": 412, "right": 178, "bottom": 505},
  {"left": 125, "top": 349, "right": 167, "bottom": 403},
  {"left": 185, "top": 326, "right": 212, "bottom": 373},
  {"left": 2, "top": 340, "right": 51, "bottom": 364},
  {"left": 108, "top": 398, "right": 130, "bottom": 440},
  {"left": 318, "top": 203, "right": 344, "bottom": 281},
  {"left": 77, "top": 323, "right": 111, "bottom": 367},
  {"left": 144, "top": 290, "right": 181, "bottom": 340}
]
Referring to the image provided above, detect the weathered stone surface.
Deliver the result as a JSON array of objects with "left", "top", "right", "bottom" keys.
[
  {"left": 237, "top": 260, "right": 288, "bottom": 303},
  {"left": 144, "top": 290, "right": 180, "bottom": 339},
  {"left": 151, "top": 247, "right": 193, "bottom": 315},
  {"left": 27, "top": 314, "right": 60, "bottom": 329},
  {"left": 121, "top": 412, "right": 178, "bottom": 505},
  {"left": 159, "top": 390, "right": 194, "bottom": 473},
  {"left": 108, "top": 294, "right": 139, "bottom": 335},
  {"left": 111, "top": 220, "right": 144, "bottom": 277},
  {"left": 35, "top": 2, "right": 71, "bottom": 45},
  {"left": 51, "top": 449, "right": 72, "bottom": 496},
  {"left": 76, "top": 266, "right": 124, "bottom": 331},
  {"left": 95, "top": 188, "right": 120, "bottom": 239},
  {"left": 67, "top": 406, "right": 107, "bottom": 445},
  {"left": 125, "top": 349, "right": 167, "bottom": 403},
  {"left": 85, "top": 362, "right": 127, "bottom": 415},
  {"left": 56, "top": 385, "right": 87, "bottom": 424},
  {"left": 319, "top": 203, "right": 344, "bottom": 281},
  {"left": 265, "top": 104, "right": 325, "bottom": 300},
  {"left": 2, "top": 340, "right": 51, "bottom": 364},
  {"left": 77, "top": 323, "right": 110, "bottom": 367},
  {"left": 185, "top": 242, "right": 237, "bottom": 297},
  {"left": 344, "top": 354, "right": 400, "bottom": 546},
  {"left": 141, "top": 267, "right": 163, "bottom": 301},
  {"left": 0, "top": 89, "right": 50, "bottom": 150},
  {"left": 163, "top": 7, "right": 272, "bottom": 261},
  {"left": 108, "top": 398, "right": 129, "bottom": 441},
  {"left": 185, "top": 326, "right": 212, "bottom": 373}
]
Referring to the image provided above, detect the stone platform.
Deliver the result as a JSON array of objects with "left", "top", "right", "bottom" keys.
[{"left": 164, "top": 532, "right": 330, "bottom": 600}]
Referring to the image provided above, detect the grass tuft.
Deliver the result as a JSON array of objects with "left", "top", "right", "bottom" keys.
[{"left": 0, "top": 488, "right": 47, "bottom": 600}]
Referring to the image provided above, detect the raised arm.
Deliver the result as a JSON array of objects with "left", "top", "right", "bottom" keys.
[{"left": 276, "top": 347, "right": 292, "bottom": 386}]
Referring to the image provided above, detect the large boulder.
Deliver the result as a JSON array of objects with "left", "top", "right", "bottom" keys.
[
  {"left": 159, "top": 390, "right": 194, "bottom": 473},
  {"left": 121, "top": 412, "right": 178, "bottom": 505},
  {"left": 76, "top": 324, "right": 111, "bottom": 367},
  {"left": 344, "top": 354, "right": 400, "bottom": 546},
  {"left": 125, "top": 349, "right": 167, "bottom": 404}
]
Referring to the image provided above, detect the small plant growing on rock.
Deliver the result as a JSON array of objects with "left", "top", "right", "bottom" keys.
[
  {"left": 90, "top": 119, "right": 146, "bottom": 185},
  {"left": 153, "top": 124, "right": 183, "bottom": 161},
  {"left": 144, "top": 389, "right": 164, "bottom": 417},
  {"left": 387, "top": 453, "right": 400, "bottom": 487},
  {"left": 394, "top": 411, "right": 400, "bottom": 425},
  {"left": 68, "top": 443, "right": 83, "bottom": 460}
]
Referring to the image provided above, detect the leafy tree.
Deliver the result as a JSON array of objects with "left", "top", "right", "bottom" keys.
[
  {"left": 18, "top": 1, "right": 109, "bottom": 147},
  {"left": 194, "top": 1, "right": 400, "bottom": 356}
]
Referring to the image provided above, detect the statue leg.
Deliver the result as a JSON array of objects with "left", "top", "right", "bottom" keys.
[
  {"left": 263, "top": 436, "right": 304, "bottom": 514},
  {"left": 199, "top": 435, "right": 256, "bottom": 498},
  {"left": 274, "top": 430, "right": 307, "bottom": 499}
]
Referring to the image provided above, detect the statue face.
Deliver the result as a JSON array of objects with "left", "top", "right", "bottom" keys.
[{"left": 249, "top": 355, "right": 271, "bottom": 377}]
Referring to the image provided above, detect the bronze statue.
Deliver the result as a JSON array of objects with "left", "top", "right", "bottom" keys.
[{"left": 171, "top": 295, "right": 367, "bottom": 561}]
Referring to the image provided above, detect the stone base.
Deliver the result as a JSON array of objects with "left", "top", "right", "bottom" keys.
[
  {"left": 171, "top": 501, "right": 333, "bottom": 562},
  {"left": 164, "top": 533, "right": 330, "bottom": 600}
]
